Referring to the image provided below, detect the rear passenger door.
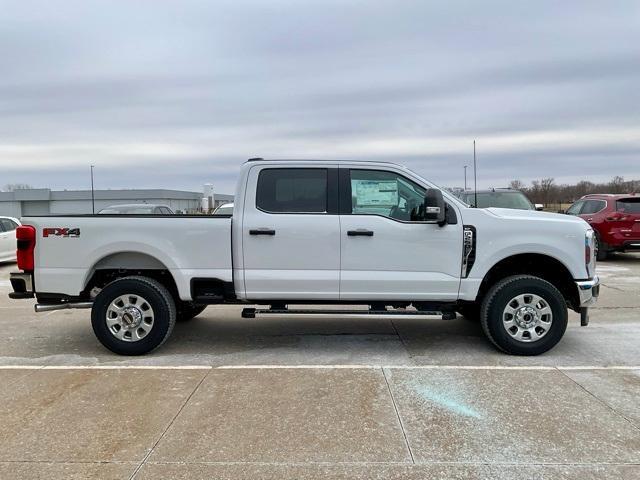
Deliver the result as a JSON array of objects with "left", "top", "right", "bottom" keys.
[{"left": 241, "top": 166, "right": 341, "bottom": 300}]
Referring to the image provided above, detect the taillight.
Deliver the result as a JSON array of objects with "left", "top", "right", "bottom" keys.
[{"left": 16, "top": 225, "right": 36, "bottom": 271}]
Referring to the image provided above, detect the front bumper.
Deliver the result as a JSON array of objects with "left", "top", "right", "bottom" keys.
[{"left": 576, "top": 275, "right": 600, "bottom": 307}]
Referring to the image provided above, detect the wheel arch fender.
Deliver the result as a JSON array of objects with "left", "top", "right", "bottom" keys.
[
  {"left": 476, "top": 252, "right": 580, "bottom": 311},
  {"left": 82, "top": 244, "right": 179, "bottom": 296}
]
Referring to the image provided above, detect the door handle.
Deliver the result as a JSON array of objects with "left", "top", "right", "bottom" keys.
[
  {"left": 347, "top": 229, "right": 374, "bottom": 237},
  {"left": 249, "top": 228, "right": 276, "bottom": 236},
  {"left": 587, "top": 218, "right": 593, "bottom": 222}
]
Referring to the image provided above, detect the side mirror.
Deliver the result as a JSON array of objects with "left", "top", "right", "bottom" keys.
[
  {"left": 535, "top": 204, "right": 544, "bottom": 211},
  {"left": 421, "top": 188, "right": 446, "bottom": 225}
]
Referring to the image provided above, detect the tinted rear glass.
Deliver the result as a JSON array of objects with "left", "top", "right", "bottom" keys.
[
  {"left": 617, "top": 198, "right": 640, "bottom": 214},
  {"left": 256, "top": 168, "right": 327, "bottom": 213}
]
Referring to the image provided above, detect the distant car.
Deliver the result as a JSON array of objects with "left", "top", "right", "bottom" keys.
[
  {"left": 213, "top": 202, "right": 233, "bottom": 215},
  {"left": 565, "top": 194, "right": 640, "bottom": 260},
  {"left": 458, "top": 189, "right": 541, "bottom": 211},
  {"left": 98, "top": 204, "right": 174, "bottom": 215},
  {"left": 0, "top": 216, "right": 21, "bottom": 263}
]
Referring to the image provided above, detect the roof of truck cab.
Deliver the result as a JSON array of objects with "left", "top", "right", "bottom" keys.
[{"left": 244, "top": 158, "right": 403, "bottom": 166}]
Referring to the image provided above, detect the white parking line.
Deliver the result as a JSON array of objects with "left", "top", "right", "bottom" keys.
[{"left": 0, "top": 364, "right": 638, "bottom": 370}]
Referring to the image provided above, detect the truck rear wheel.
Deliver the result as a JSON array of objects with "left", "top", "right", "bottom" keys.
[
  {"left": 480, "top": 275, "right": 567, "bottom": 355},
  {"left": 91, "top": 276, "right": 176, "bottom": 355}
]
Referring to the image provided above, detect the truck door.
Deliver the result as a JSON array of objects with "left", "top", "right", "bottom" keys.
[
  {"left": 241, "top": 166, "right": 340, "bottom": 300},
  {"left": 339, "top": 167, "right": 463, "bottom": 301}
]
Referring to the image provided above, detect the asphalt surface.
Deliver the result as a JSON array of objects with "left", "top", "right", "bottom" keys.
[{"left": 0, "top": 255, "right": 639, "bottom": 479}]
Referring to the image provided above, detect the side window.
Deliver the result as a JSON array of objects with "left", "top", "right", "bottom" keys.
[
  {"left": 566, "top": 201, "right": 584, "bottom": 215},
  {"left": 0, "top": 219, "right": 17, "bottom": 232},
  {"left": 257, "top": 168, "right": 328, "bottom": 213},
  {"left": 581, "top": 200, "right": 606, "bottom": 215},
  {"left": 617, "top": 198, "right": 640, "bottom": 214},
  {"left": 350, "top": 169, "right": 426, "bottom": 221}
]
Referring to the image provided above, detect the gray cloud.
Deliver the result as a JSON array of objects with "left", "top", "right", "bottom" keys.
[{"left": 1, "top": 0, "right": 639, "bottom": 193}]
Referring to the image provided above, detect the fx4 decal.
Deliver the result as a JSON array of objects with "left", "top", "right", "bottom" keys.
[{"left": 43, "top": 228, "right": 81, "bottom": 238}]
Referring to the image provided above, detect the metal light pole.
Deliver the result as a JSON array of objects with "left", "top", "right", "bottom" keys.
[
  {"left": 473, "top": 140, "right": 478, "bottom": 208},
  {"left": 463, "top": 165, "right": 468, "bottom": 190},
  {"left": 90, "top": 165, "right": 95, "bottom": 214}
]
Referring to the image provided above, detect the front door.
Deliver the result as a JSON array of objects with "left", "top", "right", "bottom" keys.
[
  {"left": 242, "top": 166, "right": 340, "bottom": 300},
  {"left": 339, "top": 167, "right": 463, "bottom": 301}
]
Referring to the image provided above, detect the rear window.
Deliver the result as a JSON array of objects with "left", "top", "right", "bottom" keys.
[
  {"left": 256, "top": 168, "right": 327, "bottom": 213},
  {"left": 617, "top": 198, "right": 640, "bottom": 214}
]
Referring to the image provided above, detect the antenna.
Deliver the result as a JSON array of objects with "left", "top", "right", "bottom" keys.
[{"left": 473, "top": 140, "right": 478, "bottom": 207}]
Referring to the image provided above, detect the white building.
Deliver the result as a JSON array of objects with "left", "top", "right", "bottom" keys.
[{"left": 0, "top": 188, "right": 233, "bottom": 217}]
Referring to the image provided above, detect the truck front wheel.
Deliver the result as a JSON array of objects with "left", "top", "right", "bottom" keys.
[
  {"left": 480, "top": 275, "right": 568, "bottom": 355},
  {"left": 91, "top": 276, "right": 176, "bottom": 355}
]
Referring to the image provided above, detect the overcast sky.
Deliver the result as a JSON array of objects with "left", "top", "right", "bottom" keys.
[{"left": 1, "top": 0, "right": 639, "bottom": 194}]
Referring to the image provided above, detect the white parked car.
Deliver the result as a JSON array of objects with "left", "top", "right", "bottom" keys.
[
  {"left": 9, "top": 159, "right": 599, "bottom": 356},
  {"left": 213, "top": 202, "right": 233, "bottom": 215},
  {"left": 0, "top": 216, "right": 21, "bottom": 263},
  {"left": 98, "top": 204, "right": 174, "bottom": 215}
]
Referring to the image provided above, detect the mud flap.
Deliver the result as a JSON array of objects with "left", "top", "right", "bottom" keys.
[{"left": 580, "top": 307, "right": 589, "bottom": 327}]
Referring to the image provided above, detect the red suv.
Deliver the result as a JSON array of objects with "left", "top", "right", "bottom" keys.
[{"left": 566, "top": 194, "right": 640, "bottom": 260}]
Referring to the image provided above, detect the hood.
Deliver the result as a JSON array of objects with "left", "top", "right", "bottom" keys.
[{"left": 484, "top": 207, "right": 588, "bottom": 225}]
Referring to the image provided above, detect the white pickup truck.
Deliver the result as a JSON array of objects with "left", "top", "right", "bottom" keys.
[{"left": 9, "top": 159, "right": 599, "bottom": 356}]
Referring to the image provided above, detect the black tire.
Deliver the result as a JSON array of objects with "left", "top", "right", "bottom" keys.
[
  {"left": 176, "top": 302, "right": 207, "bottom": 322},
  {"left": 595, "top": 234, "right": 609, "bottom": 261},
  {"left": 91, "top": 276, "right": 176, "bottom": 355},
  {"left": 457, "top": 303, "right": 480, "bottom": 322},
  {"left": 480, "top": 275, "right": 568, "bottom": 356}
]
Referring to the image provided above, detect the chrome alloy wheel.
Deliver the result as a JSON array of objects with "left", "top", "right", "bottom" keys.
[
  {"left": 502, "top": 293, "right": 553, "bottom": 343},
  {"left": 106, "top": 294, "right": 155, "bottom": 342}
]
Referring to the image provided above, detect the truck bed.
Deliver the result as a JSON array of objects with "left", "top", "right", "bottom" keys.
[{"left": 23, "top": 215, "right": 233, "bottom": 301}]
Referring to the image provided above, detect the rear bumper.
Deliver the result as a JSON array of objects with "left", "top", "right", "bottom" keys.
[
  {"left": 576, "top": 276, "right": 600, "bottom": 307},
  {"left": 621, "top": 240, "right": 640, "bottom": 251},
  {"left": 9, "top": 272, "right": 35, "bottom": 299}
]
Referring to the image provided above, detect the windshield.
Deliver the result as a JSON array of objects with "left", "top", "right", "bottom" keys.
[{"left": 464, "top": 192, "right": 534, "bottom": 210}]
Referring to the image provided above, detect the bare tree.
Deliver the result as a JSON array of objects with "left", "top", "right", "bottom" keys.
[
  {"left": 539, "top": 178, "right": 555, "bottom": 206},
  {"left": 509, "top": 180, "right": 525, "bottom": 191},
  {"left": 609, "top": 176, "right": 625, "bottom": 194}
]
